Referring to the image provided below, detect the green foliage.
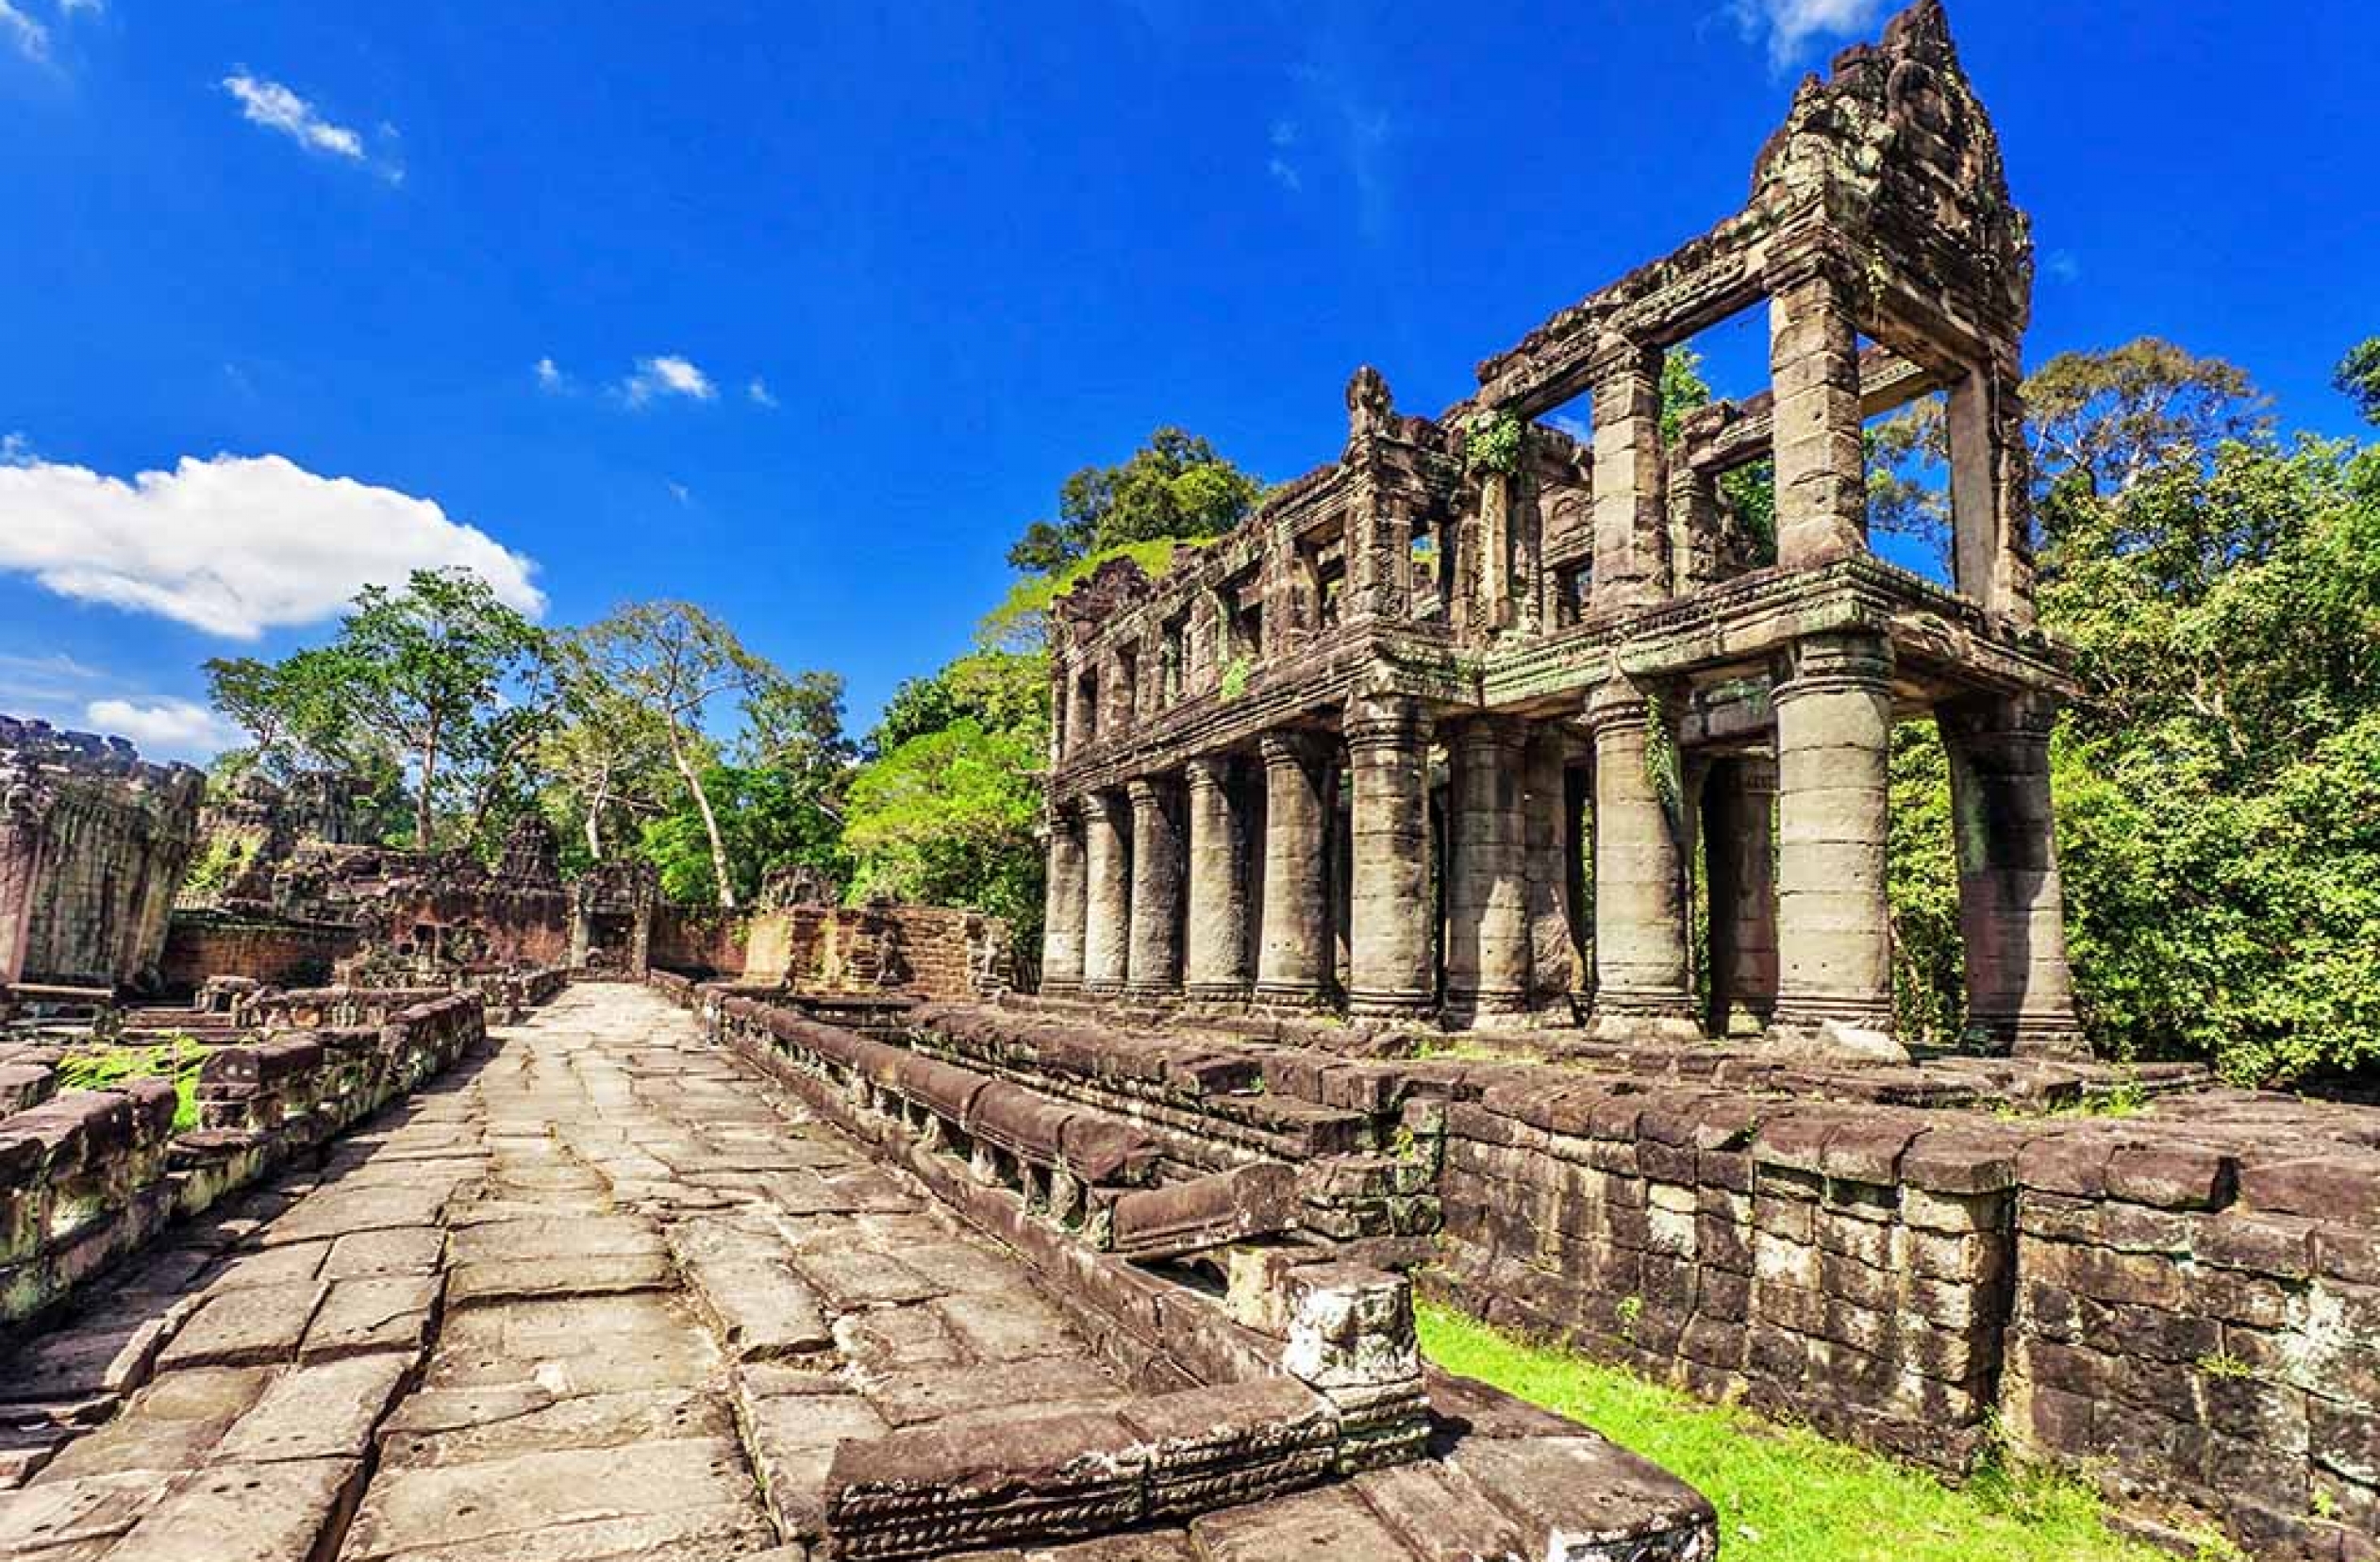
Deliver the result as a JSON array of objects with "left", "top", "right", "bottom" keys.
[
  {"left": 868, "top": 651, "right": 1048, "bottom": 758},
  {"left": 640, "top": 761, "right": 850, "bottom": 906},
  {"left": 1463, "top": 409, "right": 1524, "bottom": 475},
  {"left": 2337, "top": 338, "right": 2380, "bottom": 427},
  {"left": 1418, "top": 1303, "right": 2174, "bottom": 1562},
  {"left": 1005, "top": 427, "right": 1263, "bottom": 573},
  {"left": 1218, "top": 656, "right": 1251, "bottom": 702},
  {"left": 180, "top": 832, "right": 255, "bottom": 903},
  {"left": 1658, "top": 345, "right": 1776, "bottom": 560},
  {"left": 842, "top": 717, "right": 1047, "bottom": 933},
  {"left": 207, "top": 568, "right": 554, "bottom": 853},
  {"left": 58, "top": 1038, "right": 211, "bottom": 1132},
  {"left": 979, "top": 537, "right": 1206, "bottom": 655},
  {"left": 1886, "top": 723, "right": 1966, "bottom": 1047}
]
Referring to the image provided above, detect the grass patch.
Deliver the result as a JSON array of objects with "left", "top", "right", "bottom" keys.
[
  {"left": 56, "top": 1036, "right": 212, "bottom": 1131},
  {"left": 1417, "top": 1302, "right": 2202, "bottom": 1562}
]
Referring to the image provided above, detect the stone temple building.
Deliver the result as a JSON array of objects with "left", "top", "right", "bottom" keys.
[
  {"left": 1040, "top": 0, "right": 2081, "bottom": 1059},
  {"left": 0, "top": 717, "right": 203, "bottom": 995}
]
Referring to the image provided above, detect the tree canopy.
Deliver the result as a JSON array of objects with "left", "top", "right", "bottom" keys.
[{"left": 1004, "top": 427, "right": 1262, "bottom": 573}]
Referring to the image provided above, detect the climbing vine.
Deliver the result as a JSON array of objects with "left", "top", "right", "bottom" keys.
[
  {"left": 1463, "top": 409, "right": 1524, "bottom": 476},
  {"left": 1641, "top": 689, "right": 1683, "bottom": 827},
  {"left": 1219, "top": 656, "right": 1251, "bottom": 702}
]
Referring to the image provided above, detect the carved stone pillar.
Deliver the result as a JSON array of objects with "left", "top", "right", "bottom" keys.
[
  {"left": 1523, "top": 723, "right": 1577, "bottom": 1008},
  {"left": 1704, "top": 756, "right": 1779, "bottom": 1037},
  {"left": 0, "top": 771, "right": 50, "bottom": 989},
  {"left": 1590, "top": 341, "right": 1670, "bottom": 607},
  {"left": 1125, "top": 775, "right": 1185, "bottom": 998},
  {"left": 1771, "top": 633, "right": 1897, "bottom": 1045},
  {"left": 1344, "top": 698, "right": 1434, "bottom": 1019},
  {"left": 1081, "top": 790, "right": 1132, "bottom": 995},
  {"left": 1583, "top": 679, "right": 1696, "bottom": 1028},
  {"left": 1769, "top": 265, "right": 1866, "bottom": 570},
  {"left": 1039, "top": 800, "right": 1088, "bottom": 995},
  {"left": 1256, "top": 732, "right": 1331, "bottom": 1006},
  {"left": 1940, "top": 694, "right": 2085, "bottom": 1056},
  {"left": 1947, "top": 356, "right": 2039, "bottom": 625},
  {"left": 1444, "top": 718, "right": 1531, "bottom": 1020},
  {"left": 1182, "top": 756, "right": 1251, "bottom": 1003}
]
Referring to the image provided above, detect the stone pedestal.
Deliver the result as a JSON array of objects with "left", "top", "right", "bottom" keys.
[
  {"left": 1704, "top": 756, "right": 1779, "bottom": 1037},
  {"left": 1255, "top": 732, "right": 1331, "bottom": 1007},
  {"left": 1940, "top": 694, "right": 2085, "bottom": 1056},
  {"left": 1444, "top": 719, "right": 1531, "bottom": 1021},
  {"left": 1081, "top": 790, "right": 1131, "bottom": 995},
  {"left": 1344, "top": 698, "right": 1434, "bottom": 1020},
  {"left": 1182, "top": 756, "right": 1250, "bottom": 1003},
  {"left": 1125, "top": 776, "right": 1185, "bottom": 999},
  {"left": 1039, "top": 802, "right": 1088, "bottom": 995},
  {"left": 1770, "top": 633, "right": 1898, "bottom": 1051},
  {"left": 1584, "top": 680, "right": 1697, "bottom": 1031},
  {"left": 1770, "top": 265, "right": 1866, "bottom": 570}
]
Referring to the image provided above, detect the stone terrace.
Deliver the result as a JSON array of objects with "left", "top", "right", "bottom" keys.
[{"left": 0, "top": 983, "right": 1715, "bottom": 1561}]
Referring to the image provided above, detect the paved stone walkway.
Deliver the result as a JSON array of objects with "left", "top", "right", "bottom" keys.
[{"left": 0, "top": 984, "right": 1158, "bottom": 1562}]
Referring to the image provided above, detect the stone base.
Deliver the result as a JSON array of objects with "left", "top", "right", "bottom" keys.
[
  {"left": 1761, "top": 1018, "right": 1910, "bottom": 1065},
  {"left": 1345, "top": 991, "right": 1438, "bottom": 1024}
]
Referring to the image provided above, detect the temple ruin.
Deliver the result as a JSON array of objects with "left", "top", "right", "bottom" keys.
[
  {"left": 0, "top": 718, "right": 203, "bottom": 999},
  {"left": 1041, "top": 0, "right": 2078, "bottom": 1060}
]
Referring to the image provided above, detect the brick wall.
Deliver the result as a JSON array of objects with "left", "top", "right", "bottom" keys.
[
  {"left": 654, "top": 904, "right": 1012, "bottom": 999},
  {"left": 160, "top": 912, "right": 358, "bottom": 992}
]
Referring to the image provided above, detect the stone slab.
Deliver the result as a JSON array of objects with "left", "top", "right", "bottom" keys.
[
  {"left": 155, "top": 1282, "right": 326, "bottom": 1371},
  {"left": 301, "top": 1275, "right": 441, "bottom": 1362},
  {"left": 213, "top": 1352, "right": 412, "bottom": 1463},
  {"left": 103, "top": 1456, "right": 362, "bottom": 1562}
]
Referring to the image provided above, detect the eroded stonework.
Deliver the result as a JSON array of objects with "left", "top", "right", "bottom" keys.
[{"left": 1040, "top": 0, "right": 2080, "bottom": 1063}]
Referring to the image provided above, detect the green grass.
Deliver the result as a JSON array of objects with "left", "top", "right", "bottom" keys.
[
  {"left": 1417, "top": 1302, "right": 2222, "bottom": 1562},
  {"left": 56, "top": 1036, "right": 212, "bottom": 1131}
]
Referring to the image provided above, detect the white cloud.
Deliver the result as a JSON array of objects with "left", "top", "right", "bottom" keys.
[
  {"left": 666, "top": 480, "right": 692, "bottom": 507},
  {"left": 0, "top": 450, "right": 545, "bottom": 640},
  {"left": 1267, "top": 156, "right": 1303, "bottom": 193},
  {"left": 620, "top": 354, "right": 716, "bottom": 407},
  {"left": 0, "top": 2, "right": 49, "bottom": 62},
  {"left": 1730, "top": 0, "right": 1891, "bottom": 70},
  {"left": 223, "top": 73, "right": 365, "bottom": 160},
  {"left": 2, "top": 431, "right": 34, "bottom": 467},
  {"left": 746, "top": 377, "right": 778, "bottom": 408},
  {"left": 535, "top": 356, "right": 565, "bottom": 391},
  {"left": 83, "top": 698, "right": 241, "bottom": 761}
]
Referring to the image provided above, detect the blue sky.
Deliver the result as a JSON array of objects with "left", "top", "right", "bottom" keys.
[{"left": 3, "top": 0, "right": 2374, "bottom": 763}]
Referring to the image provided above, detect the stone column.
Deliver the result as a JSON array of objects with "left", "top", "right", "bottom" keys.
[
  {"left": 0, "top": 777, "right": 49, "bottom": 989},
  {"left": 1769, "top": 265, "right": 1866, "bottom": 570},
  {"left": 1081, "top": 790, "right": 1132, "bottom": 995},
  {"left": 1584, "top": 679, "right": 1696, "bottom": 1030},
  {"left": 1255, "top": 732, "right": 1331, "bottom": 1006},
  {"left": 1523, "top": 723, "right": 1577, "bottom": 1008},
  {"left": 1703, "top": 757, "right": 1779, "bottom": 1037},
  {"left": 1946, "top": 356, "right": 2039, "bottom": 625},
  {"left": 1443, "top": 718, "right": 1531, "bottom": 1020},
  {"left": 1770, "top": 633, "right": 1897, "bottom": 1045},
  {"left": 1182, "top": 756, "right": 1250, "bottom": 1003},
  {"left": 1939, "top": 694, "right": 2084, "bottom": 1056},
  {"left": 1344, "top": 698, "right": 1434, "bottom": 1019},
  {"left": 1039, "top": 800, "right": 1088, "bottom": 994},
  {"left": 1125, "top": 775, "right": 1185, "bottom": 999},
  {"left": 1590, "top": 340, "right": 1669, "bottom": 607}
]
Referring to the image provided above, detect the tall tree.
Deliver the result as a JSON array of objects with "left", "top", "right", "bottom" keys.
[
  {"left": 1005, "top": 427, "right": 1263, "bottom": 573},
  {"left": 2337, "top": 338, "right": 2380, "bottom": 427},
  {"left": 206, "top": 569, "right": 551, "bottom": 852},
  {"left": 569, "top": 602, "right": 795, "bottom": 908},
  {"left": 538, "top": 679, "right": 674, "bottom": 863}
]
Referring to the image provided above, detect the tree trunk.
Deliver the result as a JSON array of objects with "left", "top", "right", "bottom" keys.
[
  {"left": 416, "top": 715, "right": 441, "bottom": 852},
  {"left": 668, "top": 727, "right": 737, "bottom": 909},
  {"left": 584, "top": 769, "right": 609, "bottom": 861}
]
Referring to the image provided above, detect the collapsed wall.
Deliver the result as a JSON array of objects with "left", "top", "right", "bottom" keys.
[{"left": 0, "top": 718, "right": 204, "bottom": 996}]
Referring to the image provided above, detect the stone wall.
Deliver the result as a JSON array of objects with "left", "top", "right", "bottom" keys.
[
  {"left": 159, "top": 912, "right": 358, "bottom": 991},
  {"left": 654, "top": 902, "right": 1014, "bottom": 1000},
  {"left": 0, "top": 990, "right": 488, "bottom": 1330},
  {"left": 1, "top": 717, "right": 204, "bottom": 993}
]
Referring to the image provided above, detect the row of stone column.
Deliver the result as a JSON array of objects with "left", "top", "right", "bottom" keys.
[{"left": 1042, "top": 630, "right": 2077, "bottom": 1051}]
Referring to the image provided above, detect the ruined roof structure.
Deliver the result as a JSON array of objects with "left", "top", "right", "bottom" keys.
[
  {"left": 1040, "top": 0, "right": 2079, "bottom": 1061},
  {"left": 0, "top": 716, "right": 203, "bottom": 995}
]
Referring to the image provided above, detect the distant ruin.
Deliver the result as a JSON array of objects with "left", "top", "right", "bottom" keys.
[{"left": 1041, "top": 0, "right": 2076, "bottom": 1063}]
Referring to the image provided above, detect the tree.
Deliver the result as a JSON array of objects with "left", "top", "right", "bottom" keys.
[
  {"left": 843, "top": 718, "right": 1047, "bottom": 930},
  {"left": 2337, "top": 338, "right": 2380, "bottom": 427},
  {"left": 1005, "top": 428, "right": 1263, "bottom": 573},
  {"left": 538, "top": 679, "right": 674, "bottom": 863},
  {"left": 642, "top": 761, "right": 854, "bottom": 907},
  {"left": 206, "top": 569, "right": 551, "bottom": 852},
  {"left": 569, "top": 602, "right": 812, "bottom": 909}
]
